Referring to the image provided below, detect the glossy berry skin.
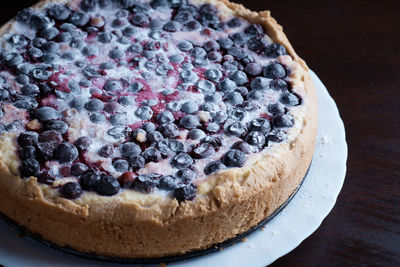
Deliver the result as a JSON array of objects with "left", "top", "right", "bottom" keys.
[
  {"left": 132, "top": 174, "right": 160, "bottom": 193},
  {"left": 171, "top": 153, "right": 193, "bottom": 169},
  {"left": 96, "top": 174, "right": 121, "bottom": 196},
  {"left": 175, "top": 168, "right": 196, "bottom": 184},
  {"left": 192, "top": 143, "right": 215, "bottom": 159},
  {"left": 204, "top": 161, "right": 227, "bottom": 175},
  {"left": 128, "top": 156, "right": 146, "bottom": 170},
  {"left": 18, "top": 131, "right": 38, "bottom": 147},
  {"left": 173, "top": 184, "right": 197, "bottom": 202},
  {"left": 60, "top": 182, "right": 83, "bottom": 199},
  {"left": 71, "top": 163, "right": 88, "bottom": 176},
  {"left": 245, "top": 131, "right": 266, "bottom": 148},
  {"left": 272, "top": 113, "right": 295, "bottom": 128},
  {"left": 54, "top": 143, "right": 79, "bottom": 163},
  {"left": 263, "top": 63, "right": 286, "bottom": 79},
  {"left": 265, "top": 43, "right": 287, "bottom": 58},
  {"left": 119, "top": 142, "right": 141, "bottom": 158},
  {"left": 157, "top": 175, "right": 176, "bottom": 191},
  {"left": 20, "top": 158, "right": 40, "bottom": 177},
  {"left": 222, "top": 149, "right": 246, "bottom": 167},
  {"left": 74, "top": 136, "right": 92, "bottom": 152},
  {"left": 79, "top": 170, "right": 100, "bottom": 191}
]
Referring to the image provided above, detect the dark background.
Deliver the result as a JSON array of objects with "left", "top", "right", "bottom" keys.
[{"left": 2, "top": 1, "right": 400, "bottom": 266}]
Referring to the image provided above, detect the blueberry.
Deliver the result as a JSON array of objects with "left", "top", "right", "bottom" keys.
[
  {"left": 67, "top": 80, "right": 80, "bottom": 94},
  {"left": 13, "top": 97, "right": 38, "bottom": 110},
  {"left": 20, "top": 146, "right": 36, "bottom": 159},
  {"left": 192, "top": 143, "right": 215, "bottom": 159},
  {"left": 247, "top": 90, "right": 263, "bottom": 100},
  {"left": 14, "top": 74, "right": 28, "bottom": 86},
  {"left": 69, "top": 163, "right": 88, "bottom": 176},
  {"left": 268, "top": 103, "right": 285, "bottom": 115},
  {"left": 266, "top": 129, "right": 287, "bottom": 143},
  {"left": 108, "top": 126, "right": 131, "bottom": 139},
  {"left": 180, "top": 115, "right": 200, "bottom": 129},
  {"left": 16, "top": 8, "right": 33, "bottom": 24},
  {"left": 171, "top": 153, "right": 193, "bottom": 169},
  {"left": 222, "top": 149, "right": 246, "bottom": 167},
  {"left": 80, "top": 0, "right": 98, "bottom": 11},
  {"left": 268, "top": 79, "right": 287, "bottom": 91},
  {"left": 38, "top": 130, "right": 63, "bottom": 146},
  {"left": 108, "top": 47, "right": 124, "bottom": 59},
  {"left": 36, "top": 107, "right": 58, "bottom": 122},
  {"left": 60, "top": 182, "right": 82, "bottom": 199},
  {"left": 113, "top": 159, "right": 130, "bottom": 172},
  {"left": 159, "top": 123, "right": 179, "bottom": 138},
  {"left": 128, "top": 156, "right": 145, "bottom": 170},
  {"left": 204, "top": 161, "right": 226, "bottom": 175},
  {"left": 169, "top": 54, "right": 184, "bottom": 63},
  {"left": 30, "top": 14, "right": 52, "bottom": 30},
  {"left": 158, "top": 176, "right": 176, "bottom": 191},
  {"left": 82, "top": 67, "right": 101, "bottom": 78},
  {"left": 201, "top": 135, "right": 222, "bottom": 149},
  {"left": 42, "top": 52, "right": 60, "bottom": 64},
  {"left": 154, "top": 111, "right": 173, "bottom": 124},
  {"left": 227, "top": 46, "right": 245, "bottom": 60},
  {"left": 229, "top": 71, "right": 247, "bottom": 85},
  {"left": 146, "top": 132, "right": 164, "bottom": 146},
  {"left": 218, "top": 78, "right": 237, "bottom": 92},
  {"left": 204, "top": 92, "right": 222, "bottom": 103},
  {"left": 120, "top": 142, "right": 141, "bottom": 158},
  {"left": 173, "top": 184, "right": 197, "bottom": 202},
  {"left": 178, "top": 100, "right": 197, "bottom": 114},
  {"left": 248, "top": 118, "right": 271, "bottom": 135},
  {"left": 99, "top": 144, "right": 114, "bottom": 158},
  {"left": 272, "top": 113, "right": 294, "bottom": 128},
  {"left": 227, "top": 17, "right": 242, "bottom": 28},
  {"left": 178, "top": 40, "right": 193, "bottom": 52},
  {"left": 245, "top": 131, "right": 265, "bottom": 148},
  {"left": 109, "top": 113, "right": 127, "bottom": 126},
  {"left": 242, "top": 99, "right": 262, "bottom": 111},
  {"left": 69, "top": 97, "right": 85, "bottom": 110},
  {"left": 20, "top": 158, "right": 40, "bottom": 178},
  {"left": 244, "top": 24, "right": 264, "bottom": 38},
  {"left": 229, "top": 107, "right": 247, "bottom": 121},
  {"left": 21, "top": 84, "right": 40, "bottom": 97},
  {"left": 225, "top": 121, "right": 246, "bottom": 137},
  {"left": 142, "top": 122, "right": 156, "bottom": 133},
  {"left": 187, "top": 129, "right": 206, "bottom": 140},
  {"left": 42, "top": 41, "right": 60, "bottom": 53},
  {"left": 206, "top": 122, "right": 219, "bottom": 133},
  {"left": 263, "top": 63, "right": 286, "bottom": 79},
  {"left": 163, "top": 21, "right": 180, "bottom": 32},
  {"left": 47, "top": 4, "right": 71, "bottom": 20},
  {"left": 247, "top": 37, "right": 268, "bottom": 53},
  {"left": 61, "top": 50, "right": 77, "bottom": 61},
  {"left": 204, "top": 69, "right": 221, "bottom": 82},
  {"left": 79, "top": 170, "right": 100, "bottom": 190},
  {"left": 4, "top": 53, "right": 23, "bottom": 67},
  {"left": 207, "top": 51, "right": 222, "bottom": 62},
  {"left": 45, "top": 120, "right": 68, "bottom": 134},
  {"left": 55, "top": 32, "right": 72, "bottom": 43},
  {"left": 180, "top": 70, "right": 198, "bottom": 83},
  {"left": 230, "top": 32, "right": 247, "bottom": 46},
  {"left": 128, "top": 82, "right": 144, "bottom": 93},
  {"left": 211, "top": 110, "right": 227, "bottom": 123},
  {"left": 54, "top": 143, "right": 79, "bottom": 163},
  {"left": 143, "top": 147, "right": 162, "bottom": 162},
  {"left": 18, "top": 131, "right": 38, "bottom": 147},
  {"left": 280, "top": 92, "right": 300, "bottom": 106},
  {"left": 8, "top": 34, "right": 28, "bottom": 48},
  {"left": 132, "top": 174, "right": 159, "bottom": 193},
  {"left": 245, "top": 63, "right": 262, "bottom": 76},
  {"left": 96, "top": 174, "right": 120, "bottom": 196},
  {"left": 265, "top": 43, "right": 287, "bottom": 58},
  {"left": 196, "top": 79, "right": 216, "bottom": 93},
  {"left": 40, "top": 27, "right": 59, "bottom": 40},
  {"left": 98, "top": 32, "right": 113, "bottom": 43},
  {"left": 225, "top": 92, "right": 244, "bottom": 105},
  {"left": 231, "top": 141, "right": 255, "bottom": 154},
  {"left": 250, "top": 77, "right": 270, "bottom": 91},
  {"left": 169, "top": 140, "right": 185, "bottom": 152},
  {"left": 82, "top": 46, "right": 99, "bottom": 57},
  {"left": 173, "top": 10, "right": 192, "bottom": 23},
  {"left": 203, "top": 40, "right": 220, "bottom": 51},
  {"left": 199, "top": 3, "right": 218, "bottom": 14},
  {"left": 85, "top": 98, "right": 104, "bottom": 112},
  {"left": 123, "top": 25, "right": 136, "bottom": 37},
  {"left": 185, "top": 20, "right": 201, "bottom": 31},
  {"left": 218, "top": 37, "right": 233, "bottom": 49},
  {"left": 191, "top": 47, "right": 207, "bottom": 59},
  {"left": 157, "top": 139, "right": 173, "bottom": 157},
  {"left": 73, "top": 136, "right": 92, "bottom": 152},
  {"left": 175, "top": 168, "right": 196, "bottom": 183},
  {"left": 69, "top": 12, "right": 89, "bottom": 26}
]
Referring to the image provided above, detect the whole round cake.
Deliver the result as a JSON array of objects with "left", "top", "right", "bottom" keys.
[{"left": 0, "top": 0, "right": 317, "bottom": 259}]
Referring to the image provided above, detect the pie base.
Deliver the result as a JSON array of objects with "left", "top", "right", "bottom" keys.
[{"left": 0, "top": 0, "right": 318, "bottom": 259}]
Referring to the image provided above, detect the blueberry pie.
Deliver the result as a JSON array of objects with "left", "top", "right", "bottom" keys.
[{"left": 0, "top": 0, "right": 317, "bottom": 258}]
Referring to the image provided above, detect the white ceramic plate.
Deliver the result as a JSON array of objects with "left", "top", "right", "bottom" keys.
[{"left": 0, "top": 70, "right": 347, "bottom": 267}]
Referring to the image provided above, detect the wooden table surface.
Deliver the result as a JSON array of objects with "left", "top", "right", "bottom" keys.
[{"left": 2, "top": 1, "right": 399, "bottom": 266}]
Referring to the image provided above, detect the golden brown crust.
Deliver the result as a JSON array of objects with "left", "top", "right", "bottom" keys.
[{"left": 0, "top": 0, "right": 318, "bottom": 258}]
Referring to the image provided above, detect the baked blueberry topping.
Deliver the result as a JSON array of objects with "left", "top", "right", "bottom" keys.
[{"left": 3, "top": 1, "right": 303, "bottom": 202}]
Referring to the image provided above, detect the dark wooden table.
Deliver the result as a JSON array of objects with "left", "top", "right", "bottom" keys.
[{"left": 2, "top": 1, "right": 400, "bottom": 266}]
